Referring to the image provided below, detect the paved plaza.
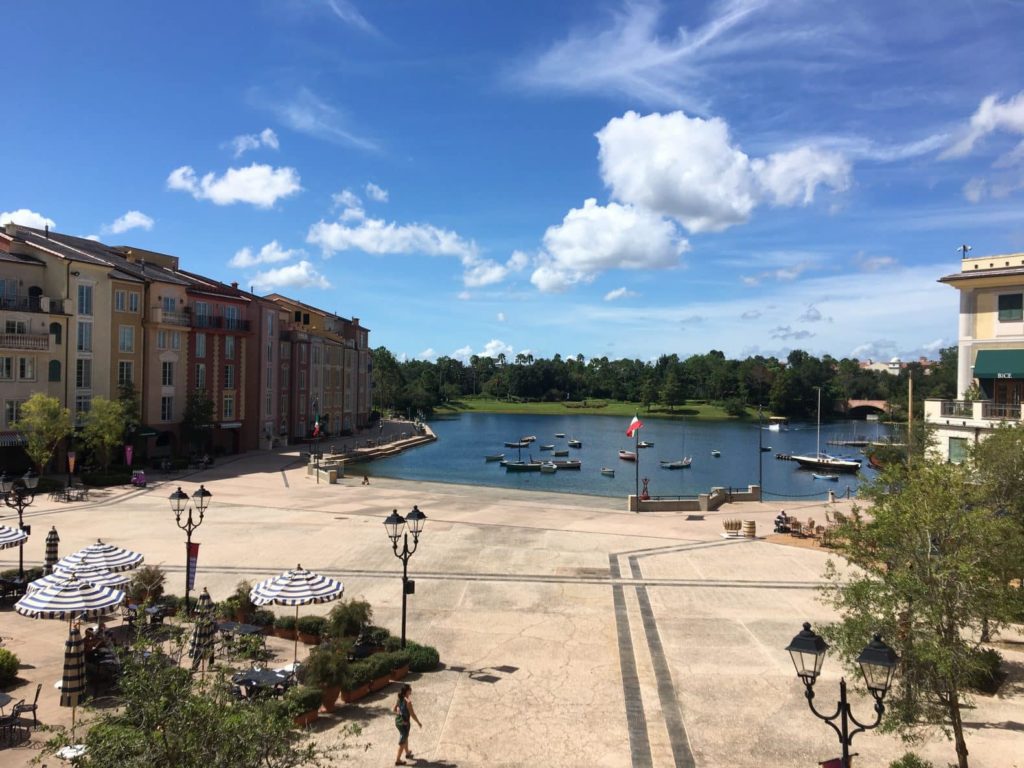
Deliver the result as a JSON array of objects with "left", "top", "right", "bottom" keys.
[{"left": 1, "top": 450, "right": 1021, "bottom": 767}]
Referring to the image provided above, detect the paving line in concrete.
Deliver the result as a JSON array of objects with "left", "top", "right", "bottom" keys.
[{"left": 610, "top": 553, "right": 654, "bottom": 768}]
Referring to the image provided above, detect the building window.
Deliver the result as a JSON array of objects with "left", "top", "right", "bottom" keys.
[
  {"left": 4, "top": 399, "right": 24, "bottom": 427},
  {"left": 129, "top": 292, "right": 140, "bottom": 312},
  {"left": 118, "top": 326, "right": 135, "bottom": 353},
  {"left": 223, "top": 394, "right": 235, "bottom": 419},
  {"left": 77, "top": 322, "right": 92, "bottom": 352},
  {"left": 225, "top": 335, "right": 235, "bottom": 359},
  {"left": 118, "top": 361, "right": 134, "bottom": 387},
  {"left": 160, "top": 396, "right": 173, "bottom": 422},
  {"left": 266, "top": 366, "right": 273, "bottom": 388},
  {"left": 77, "top": 284, "right": 93, "bottom": 316},
  {"left": 162, "top": 296, "right": 176, "bottom": 313},
  {"left": 195, "top": 332, "right": 206, "bottom": 358},
  {"left": 156, "top": 330, "right": 167, "bottom": 350},
  {"left": 115, "top": 290, "right": 126, "bottom": 312},
  {"left": 48, "top": 360, "right": 61, "bottom": 382},
  {"left": 76, "top": 358, "right": 92, "bottom": 388},
  {"left": 281, "top": 343, "right": 290, "bottom": 360},
  {"left": 171, "top": 331, "right": 181, "bottom": 350},
  {"left": 265, "top": 392, "right": 272, "bottom": 413},
  {"left": 75, "top": 394, "right": 92, "bottom": 418},
  {"left": 196, "top": 363, "right": 206, "bottom": 389},
  {"left": 5, "top": 319, "right": 26, "bottom": 334},
  {"left": 224, "top": 364, "right": 235, "bottom": 389},
  {"left": 50, "top": 322, "right": 62, "bottom": 344},
  {"left": 225, "top": 305, "right": 240, "bottom": 329},
  {"left": 161, "top": 361, "right": 174, "bottom": 386},
  {"left": 998, "top": 293, "right": 1023, "bottom": 322},
  {"left": 18, "top": 357, "right": 34, "bottom": 380},
  {"left": 194, "top": 301, "right": 209, "bottom": 324},
  {"left": 299, "top": 370, "right": 306, "bottom": 390},
  {"left": 948, "top": 436, "right": 969, "bottom": 464}
]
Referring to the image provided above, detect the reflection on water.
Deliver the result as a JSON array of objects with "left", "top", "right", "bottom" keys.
[{"left": 366, "top": 412, "right": 889, "bottom": 500}]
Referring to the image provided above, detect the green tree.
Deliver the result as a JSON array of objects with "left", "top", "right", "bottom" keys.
[
  {"left": 821, "top": 460, "right": 1023, "bottom": 768},
  {"left": 11, "top": 393, "right": 71, "bottom": 472},
  {"left": 182, "top": 391, "right": 214, "bottom": 453},
  {"left": 80, "top": 397, "right": 126, "bottom": 469},
  {"left": 118, "top": 382, "right": 142, "bottom": 437},
  {"left": 660, "top": 369, "right": 686, "bottom": 411}
]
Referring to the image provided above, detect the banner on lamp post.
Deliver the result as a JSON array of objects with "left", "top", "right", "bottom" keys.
[
  {"left": 124, "top": 444, "right": 134, "bottom": 467},
  {"left": 186, "top": 542, "right": 200, "bottom": 591},
  {"left": 67, "top": 451, "right": 77, "bottom": 474}
]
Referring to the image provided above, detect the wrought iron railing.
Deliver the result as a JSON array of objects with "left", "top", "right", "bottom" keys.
[
  {"left": 982, "top": 402, "right": 1021, "bottom": 420},
  {"left": 940, "top": 400, "right": 972, "bottom": 417}
]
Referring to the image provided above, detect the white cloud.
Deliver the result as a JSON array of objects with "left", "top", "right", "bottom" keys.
[
  {"left": 963, "top": 177, "right": 986, "bottom": 203},
  {"left": 365, "top": 182, "right": 389, "bottom": 202},
  {"left": 922, "top": 338, "right": 947, "bottom": 353},
  {"left": 254, "top": 87, "right": 377, "bottom": 151},
  {"left": 308, "top": 217, "right": 477, "bottom": 259},
  {"left": 482, "top": 339, "right": 514, "bottom": 359},
  {"left": 741, "top": 309, "right": 762, "bottom": 320},
  {"left": 333, "top": 189, "right": 361, "bottom": 209},
  {"left": 84, "top": 234, "right": 101, "bottom": 242},
  {"left": 770, "top": 325, "right": 815, "bottom": 341},
  {"left": 604, "top": 287, "right": 638, "bottom": 301},
  {"left": 463, "top": 251, "right": 530, "bottom": 288},
  {"left": 852, "top": 339, "right": 897, "bottom": 360},
  {"left": 324, "top": 0, "right": 377, "bottom": 34},
  {"left": 457, "top": 290, "right": 471, "bottom": 300},
  {"left": 167, "top": 163, "right": 301, "bottom": 208},
  {"left": 943, "top": 91, "right": 1024, "bottom": 159},
  {"left": 507, "top": 250, "right": 530, "bottom": 271},
  {"left": 251, "top": 260, "right": 330, "bottom": 292},
  {"left": 104, "top": 210, "right": 154, "bottom": 235},
  {"left": 531, "top": 198, "right": 688, "bottom": 292},
  {"left": 597, "top": 111, "right": 849, "bottom": 234},
  {"left": 798, "top": 304, "right": 832, "bottom": 323},
  {"left": 416, "top": 348, "right": 436, "bottom": 361},
  {"left": 496, "top": 312, "right": 506, "bottom": 322},
  {"left": 229, "top": 128, "right": 279, "bottom": 157},
  {"left": 0, "top": 208, "right": 55, "bottom": 229},
  {"left": 452, "top": 345, "right": 474, "bottom": 362},
  {"left": 230, "top": 240, "right": 301, "bottom": 268},
  {"left": 854, "top": 253, "right": 896, "bottom": 272}
]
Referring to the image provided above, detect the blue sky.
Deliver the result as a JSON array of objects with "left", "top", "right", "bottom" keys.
[{"left": 4, "top": 0, "right": 1024, "bottom": 364}]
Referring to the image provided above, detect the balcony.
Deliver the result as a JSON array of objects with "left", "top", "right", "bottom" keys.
[
  {"left": 192, "top": 315, "right": 250, "bottom": 332},
  {"left": 0, "top": 332, "right": 50, "bottom": 350},
  {"left": 153, "top": 308, "right": 191, "bottom": 326},
  {"left": 0, "top": 294, "right": 65, "bottom": 313},
  {"left": 983, "top": 402, "right": 1021, "bottom": 420},
  {"left": 926, "top": 398, "right": 1024, "bottom": 427}
]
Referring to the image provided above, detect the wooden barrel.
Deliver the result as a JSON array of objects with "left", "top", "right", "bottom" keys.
[{"left": 742, "top": 520, "right": 756, "bottom": 538}]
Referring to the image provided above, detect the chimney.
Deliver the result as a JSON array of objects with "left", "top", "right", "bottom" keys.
[
  {"left": 4, "top": 222, "right": 19, "bottom": 237},
  {"left": 45, "top": 224, "right": 50, "bottom": 238},
  {"left": 231, "top": 281, "right": 238, "bottom": 289}
]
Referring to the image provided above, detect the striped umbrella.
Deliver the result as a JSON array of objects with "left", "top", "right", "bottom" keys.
[
  {"left": 44, "top": 526, "right": 60, "bottom": 574},
  {"left": 30, "top": 566, "right": 130, "bottom": 593},
  {"left": 0, "top": 524, "right": 28, "bottom": 550},
  {"left": 188, "top": 588, "right": 217, "bottom": 673},
  {"left": 57, "top": 539, "right": 143, "bottom": 573},
  {"left": 250, "top": 564, "right": 344, "bottom": 664},
  {"left": 60, "top": 624, "right": 86, "bottom": 737},
  {"left": 15, "top": 574, "right": 126, "bottom": 621}
]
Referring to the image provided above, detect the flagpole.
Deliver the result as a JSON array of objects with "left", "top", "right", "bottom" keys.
[{"left": 634, "top": 423, "right": 640, "bottom": 511}]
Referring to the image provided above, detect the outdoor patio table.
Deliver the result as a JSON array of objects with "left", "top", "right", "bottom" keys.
[
  {"left": 231, "top": 668, "right": 288, "bottom": 688},
  {"left": 217, "top": 621, "right": 263, "bottom": 636}
]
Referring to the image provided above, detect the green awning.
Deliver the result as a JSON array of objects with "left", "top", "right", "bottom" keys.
[
  {"left": 973, "top": 349, "right": 1024, "bottom": 379},
  {"left": 135, "top": 425, "right": 158, "bottom": 438}
]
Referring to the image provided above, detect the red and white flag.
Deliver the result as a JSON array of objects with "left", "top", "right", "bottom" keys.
[{"left": 626, "top": 414, "right": 644, "bottom": 437}]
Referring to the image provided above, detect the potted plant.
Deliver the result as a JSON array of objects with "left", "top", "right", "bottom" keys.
[
  {"left": 251, "top": 609, "right": 275, "bottom": 635},
  {"left": 389, "top": 649, "right": 412, "bottom": 681},
  {"left": 229, "top": 580, "right": 256, "bottom": 623},
  {"left": 296, "top": 615, "right": 327, "bottom": 645},
  {"left": 367, "top": 651, "right": 396, "bottom": 692},
  {"left": 326, "top": 598, "right": 374, "bottom": 639},
  {"left": 275, "top": 614, "right": 297, "bottom": 640},
  {"left": 286, "top": 684, "right": 323, "bottom": 727},
  {"left": 127, "top": 564, "right": 166, "bottom": 605},
  {"left": 300, "top": 640, "right": 352, "bottom": 712},
  {"left": 341, "top": 659, "right": 374, "bottom": 703}
]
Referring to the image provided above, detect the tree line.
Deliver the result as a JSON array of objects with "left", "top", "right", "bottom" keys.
[{"left": 371, "top": 346, "right": 958, "bottom": 419}]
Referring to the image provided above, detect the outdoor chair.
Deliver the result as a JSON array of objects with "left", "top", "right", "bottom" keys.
[
  {"left": 0, "top": 699, "right": 26, "bottom": 745},
  {"left": 13, "top": 683, "right": 41, "bottom": 727}
]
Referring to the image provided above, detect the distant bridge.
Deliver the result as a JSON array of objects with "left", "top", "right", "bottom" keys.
[{"left": 846, "top": 399, "right": 888, "bottom": 417}]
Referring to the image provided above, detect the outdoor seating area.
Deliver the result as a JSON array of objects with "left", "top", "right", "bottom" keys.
[{"left": 48, "top": 483, "right": 89, "bottom": 503}]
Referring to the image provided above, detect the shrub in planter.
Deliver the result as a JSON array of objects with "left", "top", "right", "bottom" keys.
[
  {"left": 296, "top": 615, "right": 327, "bottom": 644},
  {"left": 405, "top": 641, "right": 440, "bottom": 673},
  {"left": 365, "top": 624, "right": 391, "bottom": 647},
  {"left": 389, "top": 650, "right": 412, "bottom": 678},
  {"left": 127, "top": 564, "right": 166, "bottom": 605},
  {"left": 300, "top": 641, "right": 352, "bottom": 712},
  {"left": 275, "top": 614, "right": 297, "bottom": 639},
  {"left": 347, "top": 659, "right": 376, "bottom": 688},
  {"left": 251, "top": 609, "right": 276, "bottom": 632},
  {"left": 326, "top": 598, "right": 373, "bottom": 639},
  {"left": 285, "top": 684, "right": 323, "bottom": 726},
  {"left": 0, "top": 648, "right": 20, "bottom": 686},
  {"left": 218, "top": 597, "right": 241, "bottom": 620},
  {"left": 229, "top": 580, "right": 256, "bottom": 622},
  {"left": 366, "top": 652, "right": 396, "bottom": 691}
]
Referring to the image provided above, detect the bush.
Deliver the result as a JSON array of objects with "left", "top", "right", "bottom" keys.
[
  {"left": 81, "top": 470, "right": 133, "bottom": 487},
  {"left": 326, "top": 598, "right": 373, "bottom": 639},
  {"left": 285, "top": 684, "right": 323, "bottom": 715},
  {"left": 296, "top": 615, "right": 327, "bottom": 637},
  {"left": 383, "top": 635, "right": 403, "bottom": 652},
  {"left": 889, "top": 753, "right": 934, "bottom": 768},
  {"left": 275, "top": 615, "right": 296, "bottom": 631},
  {"left": 251, "top": 609, "right": 275, "bottom": 627},
  {"left": 127, "top": 564, "right": 166, "bottom": 604},
  {"left": 966, "top": 647, "right": 1004, "bottom": 694},
  {"left": 365, "top": 624, "right": 391, "bottom": 646},
  {"left": 230, "top": 580, "right": 256, "bottom": 619},
  {"left": 404, "top": 641, "right": 440, "bottom": 672},
  {"left": 347, "top": 659, "right": 375, "bottom": 688},
  {"left": 300, "top": 641, "right": 351, "bottom": 688},
  {"left": 0, "top": 648, "right": 20, "bottom": 685}
]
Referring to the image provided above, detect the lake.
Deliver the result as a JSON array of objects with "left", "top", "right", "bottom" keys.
[{"left": 364, "top": 412, "right": 891, "bottom": 501}]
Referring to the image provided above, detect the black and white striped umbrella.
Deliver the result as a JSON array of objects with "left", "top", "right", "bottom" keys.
[
  {"left": 15, "top": 574, "right": 126, "bottom": 620},
  {"left": 250, "top": 565, "right": 344, "bottom": 664},
  {"left": 60, "top": 624, "right": 86, "bottom": 708},
  {"left": 30, "top": 566, "right": 130, "bottom": 593},
  {"left": 57, "top": 539, "right": 143, "bottom": 573},
  {"left": 0, "top": 524, "right": 28, "bottom": 550},
  {"left": 188, "top": 588, "right": 217, "bottom": 672},
  {"left": 44, "top": 526, "right": 60, "bottom": 573}
]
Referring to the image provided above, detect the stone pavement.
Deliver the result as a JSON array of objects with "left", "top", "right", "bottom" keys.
[{"left": 0, "top": 450, "right": 1021, "bottom": 767}]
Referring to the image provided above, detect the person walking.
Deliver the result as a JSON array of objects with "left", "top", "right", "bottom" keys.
[{"left": 393, "top": 683, "right": 421, "bottom": 765}]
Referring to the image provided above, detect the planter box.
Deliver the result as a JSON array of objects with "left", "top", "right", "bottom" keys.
[
  {"left": 340, "top": 683, "right": 370, "bottom": 703},
  {"left": 369, "top": 673, "right": 392, "bottom": 692},
  {"left": 293, "top": 710, "right": 319, "bottom": 728},
  {"left": 297, "top": 632, "right": 322, "bottom": 646},
  {"left": 320, "top": 685, "right": 341, "bottom": 713},
  {"left": 391, "top": 664, "right": 410, "bottom": 681},
  {"left": 275, "top": 627, "right": 297, "bottom": 641}
]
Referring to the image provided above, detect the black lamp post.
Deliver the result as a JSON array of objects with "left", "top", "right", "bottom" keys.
[
  {"left": 1, "top": 469, "right": 39, "bottom": 581},
  {"left": 384, "top": 505, "right": 427, "bottom": 648},
  {"left": 169, "top": 485, "right": 212, "bottom": 610},
  {"left": 785, "top": 622, "right": 899, "bottom": 768}
]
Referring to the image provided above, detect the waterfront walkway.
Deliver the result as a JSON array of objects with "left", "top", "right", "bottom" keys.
[{"left": 1, "top": 451, "right": 1020, "bottom": 767}]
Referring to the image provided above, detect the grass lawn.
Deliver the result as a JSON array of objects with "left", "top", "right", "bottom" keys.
[{"left": 437, "top": 397, "right": 755, "bottom": 422}]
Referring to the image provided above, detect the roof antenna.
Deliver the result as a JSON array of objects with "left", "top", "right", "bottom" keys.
[
  {"left": 957, "top": 244, "right": 972, "bottom": 259},
  {"left": 45, "top": 224, "right": 49, "bottom": 238}
]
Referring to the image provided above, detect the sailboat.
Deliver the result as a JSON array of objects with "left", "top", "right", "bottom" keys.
[
  {"left": 790, "top": 388, "right": 861, "bottom": 473},
  {"left": 661, "top": 419, "right": 692, "bottom": 469}
]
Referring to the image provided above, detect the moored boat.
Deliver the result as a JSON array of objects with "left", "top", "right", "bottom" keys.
[
  {"left": 567, "top": 439, "right": 582, "bottom": 448},
  {"left": 551, "top": 459, "right": 581, "bottom": 470},
  {"left": 600, "top": 467, "right": 615, "bottom": 476},
  {"left": 660, "top": 458, "right": 692, "bottom": 469},
  {"left": 637, "top": 440, "right": 654, "bottom": 448},
  {"left": 521, "top": 435, "right": 537, "bottom": 443},
  {"left": 505, "top": 440, "right": 530, "bottom": 448},
  {"left": 505, "top": 460, "right": 543, "bottom": 472},
  {"left": 485, "top": 453, "right": 505, "bottom": 462},
  {"left": 791, "top": 388, "right": 861, "bottom": 473},
  {"left": 552, "top": 449, "right": 569, "bottom": 457},
  {"left": 539, "top": 461, "right": 557, "bottom": 474},
  {"left": 539, "top": 444, "right": 555, "bottom": 451},
  {"left": 555, "top": 433, "right": 566, "bottom": 438},
  {"left": 812, "top": 473, "right": 839, "bottom": 481},
  {"left": 711, "top": 449, "right": 721, "bottom": 457},
  {"left": 619, "top": 450, "right": 637, "bottom": 461}
]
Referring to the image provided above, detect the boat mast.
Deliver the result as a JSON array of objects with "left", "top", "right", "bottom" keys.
[{"left": 815, "top": 386, "right": 822, "bottom": 457}]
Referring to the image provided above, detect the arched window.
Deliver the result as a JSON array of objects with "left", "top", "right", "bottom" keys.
[
  {"left": 49, "top": 322, "right": 62, "bottom": 344},
  {"left": 48, "top": 360, "right": 61, "bottom": 382}
]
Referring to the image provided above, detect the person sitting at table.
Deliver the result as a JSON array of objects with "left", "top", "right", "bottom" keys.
[
  {"left": 774, "top": 510, "right": 791, "bottom": 533},
  {"left": 83, "top": 627, "right": 101, "bottom": 652}
]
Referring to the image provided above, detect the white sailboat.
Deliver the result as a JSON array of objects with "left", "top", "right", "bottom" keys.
[{"left": 790, "top": 388, "right": 861, "bottom": 473}]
